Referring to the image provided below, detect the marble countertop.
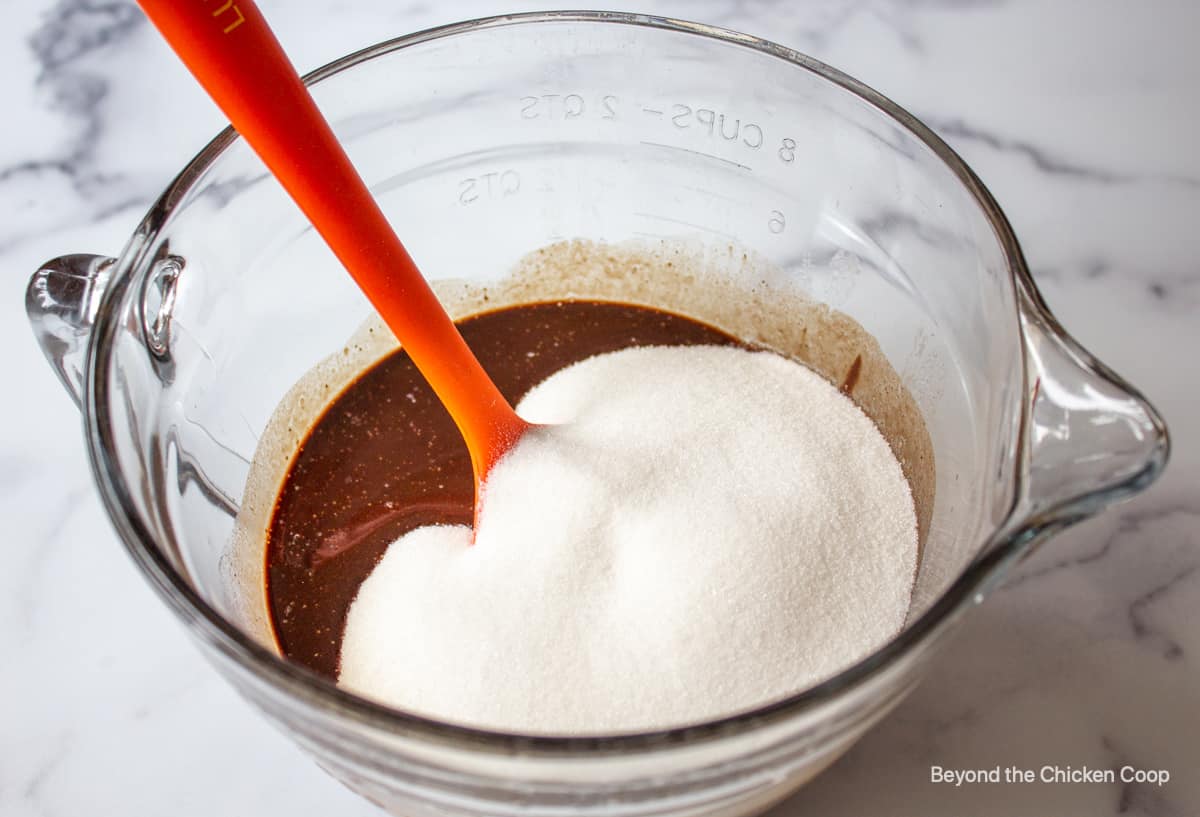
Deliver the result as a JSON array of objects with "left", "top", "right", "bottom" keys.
[{"left": 3, "top": 1, "right": 1196, "bottom": 815}]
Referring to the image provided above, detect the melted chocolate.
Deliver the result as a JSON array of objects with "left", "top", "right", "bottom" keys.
[{"left": 267, "top": 301, "right": 741, "bottom": 677}]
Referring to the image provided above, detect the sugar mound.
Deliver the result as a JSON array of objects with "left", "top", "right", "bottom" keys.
[{"left": 338, "top": 345, "right": 917, "bottom": 734}]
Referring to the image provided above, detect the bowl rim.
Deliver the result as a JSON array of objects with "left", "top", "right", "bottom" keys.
[{"left": 84, "top": 9, "right": 1054, "bottom": 757}]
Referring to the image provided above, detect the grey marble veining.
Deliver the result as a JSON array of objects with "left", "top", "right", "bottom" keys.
[{"left": 3, "top": 1, "right": 1197, "bottom": 815}]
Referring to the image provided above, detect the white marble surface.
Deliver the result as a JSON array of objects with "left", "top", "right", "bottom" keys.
[{"left": 2, "top": 1, "right": 1197, "bottom": 815}]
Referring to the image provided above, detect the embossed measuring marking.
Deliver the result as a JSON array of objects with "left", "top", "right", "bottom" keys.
[
  {"left": 659, "top": 103, "right": 765, "bottom": 150},
  {"left": 679, "top": 185, "right": 751, "bottom": 206},
  {"left": 633, "top": 209, "right": 788, "bottom": 238},
  {"left": 458, "top": 169, "right": 521, "bottom": 206},
  {"left": 513, "top": 93, "right": 804, "bottom": 236},
  {"left": 638, "top": 141, "right": 752, "bottom": 172},
  {"left": 634, "top": 211, "right": 738, "bottom": 240},
  {"left": 516, "top": 93, "right": 807, "bottom": 172},
  {"left": 520, "top": 94, "right": 618, "bottom": 121}
]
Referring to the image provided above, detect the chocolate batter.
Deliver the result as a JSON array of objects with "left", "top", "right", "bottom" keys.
[{"left": 267, "top": 300, "right": 744, "bottom": 677}]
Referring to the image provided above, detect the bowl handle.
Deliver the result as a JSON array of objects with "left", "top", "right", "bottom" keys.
[
  {"left": 1014, "top": 273, "right": 1169, "bottom": 533},
  {"left": 25, "top": 254, "right": 116, "bottom": 408}
]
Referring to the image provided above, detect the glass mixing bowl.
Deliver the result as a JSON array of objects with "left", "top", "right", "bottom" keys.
[{"left": 25, "top": 11, "right": 1167, "bottom": 817}]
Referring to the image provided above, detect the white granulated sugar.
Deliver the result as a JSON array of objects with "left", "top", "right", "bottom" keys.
[{"left": 338, "top": 345, "right": 917, "bottom": 734}]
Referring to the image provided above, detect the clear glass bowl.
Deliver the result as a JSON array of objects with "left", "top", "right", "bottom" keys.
[{"left": 26, "top": 11, "right": 1167, "bottom": 817}]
